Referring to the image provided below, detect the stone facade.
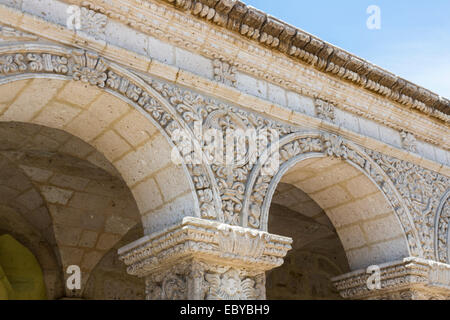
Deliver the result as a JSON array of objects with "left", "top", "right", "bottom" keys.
[{"left": 0, "top": 0, "right": 448, "bottom": 300}]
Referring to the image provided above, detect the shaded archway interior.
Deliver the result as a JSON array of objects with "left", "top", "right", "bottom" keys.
[
  {"left": 266, "top": 156, "right": 410, "bottom": 299},
  {"left": 0, "top": 121, "right": 144, "bottom": 299}
]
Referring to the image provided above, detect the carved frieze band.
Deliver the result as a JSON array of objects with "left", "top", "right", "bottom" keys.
[{"left": 332, "top": 257, "right": 450, "bottom": 300}]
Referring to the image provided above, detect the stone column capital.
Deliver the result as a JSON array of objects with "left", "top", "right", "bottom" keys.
[
  {"left": 332, "top": 257, "right": 450, "bottom": 300},
  {"left": 118, "top": 217, "right": 292, "bottom": 300}
]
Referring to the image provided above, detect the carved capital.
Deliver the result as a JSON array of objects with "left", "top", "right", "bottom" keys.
[
  {"left": 332, "top": 257, "right": 450, "bottom": 300},
  {"left": 118, "top": 217, "right": 292, "bottom": 299}
]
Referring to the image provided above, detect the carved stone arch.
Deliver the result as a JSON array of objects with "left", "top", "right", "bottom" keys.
[
  {"left": 243, "top": 131, "right": 423, "bottom": 268},
  {"left": 435, "top": 189, "right": 450, "bottom": 263},
  {"left": 0, "top": 43, "right": 225, "bottom": 229}
]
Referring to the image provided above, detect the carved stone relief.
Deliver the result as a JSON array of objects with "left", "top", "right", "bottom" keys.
[
  {"left": 79, "top": 7, "right": 107, "bottom": 39},
  {"left": 0, "top": 44, "right": 448, "bottom": 264}
]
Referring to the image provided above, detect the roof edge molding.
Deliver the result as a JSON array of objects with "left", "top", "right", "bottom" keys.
[{"left": 152, "top": 0, "right": 449, "bottom": 122}]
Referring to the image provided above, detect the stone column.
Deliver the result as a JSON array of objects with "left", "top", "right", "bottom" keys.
[
  {"left": 331, "top": 257, "right": 450, "bottom": 300},
  {"left": 118, "top": 217, "right": 292, "bottom": 300}
]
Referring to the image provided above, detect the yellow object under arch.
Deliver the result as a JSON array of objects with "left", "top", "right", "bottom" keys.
[{"left": 0, "top": 234, "right": 47, "bottom": 300}]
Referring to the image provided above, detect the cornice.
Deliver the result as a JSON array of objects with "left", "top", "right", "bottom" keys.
[{"left": 130, "top": 0, "right": 449, "bottom": 122}]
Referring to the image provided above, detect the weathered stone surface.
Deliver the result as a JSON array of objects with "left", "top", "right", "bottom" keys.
[{"left": 0, "top": 0, "right": 447, "bottom": 301}]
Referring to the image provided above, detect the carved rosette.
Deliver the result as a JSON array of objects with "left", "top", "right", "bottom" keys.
[
  {"left": 400, "top": 131, "right": 418, "bottom": 153},
  {"left": 118, "top": 217, "right": 292, "bottom": 300},
  {"left": 79, "top": 7, "right": 107, "bottom": 39},
  {"left": 332, "top": 257, "right": 450, "bottom": 300}
]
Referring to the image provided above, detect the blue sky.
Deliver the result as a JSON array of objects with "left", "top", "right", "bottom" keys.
[{"left": 244, "top": 0, "right": 450, "bottom": 98}]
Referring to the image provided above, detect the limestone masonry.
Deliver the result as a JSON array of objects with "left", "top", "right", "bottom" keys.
[{"left": 0, "top": 0, "right": 448, "bottom": 300}]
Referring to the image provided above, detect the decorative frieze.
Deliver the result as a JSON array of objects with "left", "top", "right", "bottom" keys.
[
  {"left": 118, "top": 217, "right": 292, "bottom": 300},
  {"left": 332, "top": 257, "right": 450, "bottom": 300},
  {"left": 5, "top": 1, "right": 448, "bottom": 150}
]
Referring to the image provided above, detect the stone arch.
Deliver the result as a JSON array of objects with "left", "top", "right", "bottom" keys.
[
  {"left": 435, "top": 189, "right": 450, "bottom": 263},
  {"left": 0, "top": 43, "right": 213, "bottom": 231},
  {"left": 243, "top": 132, "right": 422, "bottom": 270}
]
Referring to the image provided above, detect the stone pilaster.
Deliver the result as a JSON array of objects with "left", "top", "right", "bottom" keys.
[
  {"left": 332, "top": 257, "right": 450, "bottom": 300},
  {"left": 118, "top": 217, "right": 292, "bottom": 300}
]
